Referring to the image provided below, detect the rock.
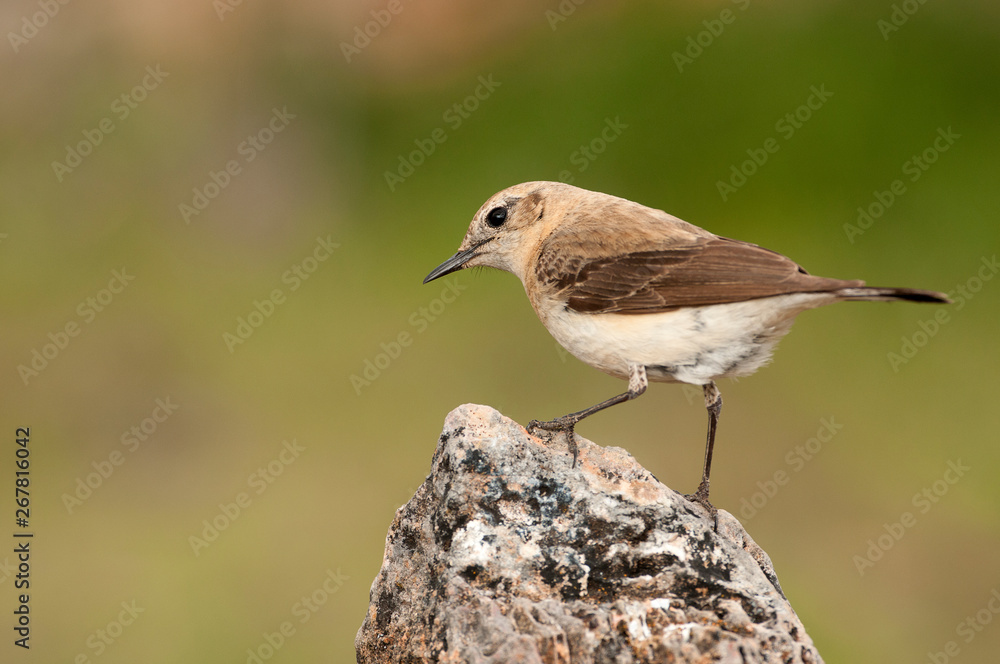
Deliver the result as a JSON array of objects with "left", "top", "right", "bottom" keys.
[{"left": 356, "top": 404, "right": 823, "bottom": 664}]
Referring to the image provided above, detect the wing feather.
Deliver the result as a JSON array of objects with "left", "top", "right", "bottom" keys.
[{"left": 536, "top": 235, "right": 863, "bottom": 314}]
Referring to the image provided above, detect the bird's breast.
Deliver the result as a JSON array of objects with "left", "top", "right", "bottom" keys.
[{"left": 530, "top": 292, "right": 835, "bottom": 385}]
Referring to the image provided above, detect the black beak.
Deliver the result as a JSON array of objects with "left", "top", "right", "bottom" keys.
[{"left": 423, "top": 240, "right": 488, "bottom": 284}]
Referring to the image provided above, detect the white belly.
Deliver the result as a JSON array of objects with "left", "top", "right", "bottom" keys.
[{"left": 535, "top": 293, "right": 836, "bottom": 385}]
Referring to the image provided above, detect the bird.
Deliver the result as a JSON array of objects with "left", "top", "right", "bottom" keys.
[{"left": 422, "top": 181, "right": 949, "bottom": 515}]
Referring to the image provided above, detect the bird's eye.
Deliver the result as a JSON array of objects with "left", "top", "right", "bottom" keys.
[{"left": 486, "top": 206, "right": 507, "bottom": 228}]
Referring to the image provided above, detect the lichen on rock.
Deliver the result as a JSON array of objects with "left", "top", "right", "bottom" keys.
[{"left": 356, "top": 404, "right": 823, "bottom": 663}]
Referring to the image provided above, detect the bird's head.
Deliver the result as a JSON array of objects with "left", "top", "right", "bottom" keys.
[{"left": 423, "top": 181, "right": 574, "bottom": 284}]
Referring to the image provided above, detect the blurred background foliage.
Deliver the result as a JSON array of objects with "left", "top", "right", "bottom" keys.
[{"left": 2, "top": 0, "right": 998, "bottom": 661}]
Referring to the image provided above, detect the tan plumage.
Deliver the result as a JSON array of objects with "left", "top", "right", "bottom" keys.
[{"left": 424, "top": 181, "right": 949, "bottom": 514}]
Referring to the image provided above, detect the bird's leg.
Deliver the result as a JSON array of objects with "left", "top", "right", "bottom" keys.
[
  {"left": 686, "top": 381, "right": 722, "bottom": 519},
  {"left": 528, "top": 364, "right": 647, "bottom": 467}
]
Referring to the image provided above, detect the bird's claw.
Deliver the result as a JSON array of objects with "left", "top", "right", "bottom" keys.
[
  {"left": 527, "top": 417, "right": 574, "bottom": 433},
  {"left": 684, "top": 481, "right": 719, "bottom": 530},
  {"left": 526, "top": 418, "right": 579, "bottom": 468}
]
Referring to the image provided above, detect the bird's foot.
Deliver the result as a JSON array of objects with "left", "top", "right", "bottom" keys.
[
  {"left": 527, "top": 415, "right": 577, "bottom": 433},
  {"left": 685, "top": 480, "right": 719, "bottom": 530},
  {"left": 527, "top": 417, "right": 580, "bottom": 468}
]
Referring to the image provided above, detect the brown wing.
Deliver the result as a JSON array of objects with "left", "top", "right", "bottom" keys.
[{"left": 537, "top": 236, "right": 864, "bottom": 314}]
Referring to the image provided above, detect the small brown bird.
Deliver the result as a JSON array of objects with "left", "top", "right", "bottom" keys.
[{"left": 423, "top": 181, "right": 949, "bottom": 514}]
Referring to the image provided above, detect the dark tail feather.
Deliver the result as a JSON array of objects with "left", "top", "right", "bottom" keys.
[{"left": 835, "top": 287, "right": 951, "bottom": 304}]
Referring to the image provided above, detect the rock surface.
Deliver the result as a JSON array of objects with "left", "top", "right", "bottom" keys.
[{"left": 356, "top": 404, "right": 823, "bottom": 663}]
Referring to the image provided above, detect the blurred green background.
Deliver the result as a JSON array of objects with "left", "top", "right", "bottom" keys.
[{"left": 3, "top": 1, "right": 998, "bottom": 662}]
